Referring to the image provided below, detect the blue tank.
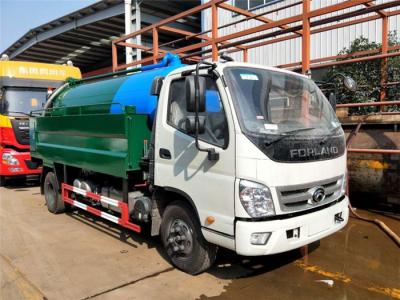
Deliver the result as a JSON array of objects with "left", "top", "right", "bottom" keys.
[{"left": 52, "top": 53, "right": 184, "bottom": 122}]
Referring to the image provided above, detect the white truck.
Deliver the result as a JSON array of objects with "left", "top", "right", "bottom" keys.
[{"left": 32, "top": 55, "right": 349, "bottom": 274}]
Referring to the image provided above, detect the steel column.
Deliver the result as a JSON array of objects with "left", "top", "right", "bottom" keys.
[
  {"left": 380, "top": 16, "right": 389, "bottom": 106},
  {"left": 212, "top": 1, "right": 219, "bottom": 61},
  {"left": 112, "top": 42, "right": 117, "bottom": 72},
  {"left": 302, "top": 0, "right": 311, "bottom": 75},
  {"left": 152, "top": 27, "right": 158, "bottom": 64},
  {"left": 243, "top": 49, "right": 248, "bottom": 62}
]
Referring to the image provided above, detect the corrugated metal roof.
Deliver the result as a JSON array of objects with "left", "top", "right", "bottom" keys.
[{"left": 2, "top": 0, "right": 201, "bottom": 72}]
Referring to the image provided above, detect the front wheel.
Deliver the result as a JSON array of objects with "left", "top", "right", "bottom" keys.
[{"left": 160, "top": 202, "right": 217, "bottom": 275}]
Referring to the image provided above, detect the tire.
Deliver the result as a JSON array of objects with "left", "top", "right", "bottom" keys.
[
  {"left": 160, "top": 201, "right": 217, "bottom": 275},
  {"left": 44, "top": 172, "right": 65, "bottom": 214},
  {"left": 0, "top": 176, "right": 5, "bottom": 187}
]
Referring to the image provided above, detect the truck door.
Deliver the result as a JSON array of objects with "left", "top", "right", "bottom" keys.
[{"left": 155, "top": 74, "right": 236, "bottom": 236}]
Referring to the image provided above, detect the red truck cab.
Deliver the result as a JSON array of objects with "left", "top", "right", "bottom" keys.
[{"left": 0, "top": 59, "right": 81, "bottom": 186}]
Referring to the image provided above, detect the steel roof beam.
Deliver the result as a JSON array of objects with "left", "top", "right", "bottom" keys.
[
  {"left": 199, "top": 1, "right": 400, "bottom": 59},
  {"left": 83, "top": 24, "right": 123, "bottom": 36},
  {"left": 363, "top": 2, "right": 388, "bottom": 17},
  {"left": 113, "top": 0, "right": 224, "bottom": 43},
  {"left": 22, "top": 50, "right": 99, "bottom": 64},
  {"left": 47, "top": 38, "right": 111, "bottom": 54},
  {"left": 214, "top": 0, "right": 373, "bottom": 45},
  {"left": 215, "top": 0, "right": 398, "bottom": 50},
  {"left": 26, "top": 45, "right": 108, "bottom": 62},
  {"left": 71, "top": 28, "right": 119, "bottom": 40},
  {"left": 35, "top": 42, "right": 107, "bottom": 58},
  {"left": 5, "top": 2, "right": 124, "bottom": 58},
  {"left": 17, "top": 53, "right": 78, "bottom": 64},
  {"left": 16, "top": 55, "right": 60, "bottom": 64},
  {"left": 277, "top": 45, "right": 400, "bottom": 68},
  {"left": 234, "top": 8, "right": 400, "bottom": 53},
  {"left": 95, "top": 20, "right": 124, "bottom": 31}
]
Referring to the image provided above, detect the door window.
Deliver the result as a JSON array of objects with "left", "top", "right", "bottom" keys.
[{"left": 167, "top": 77, "right": 229, "bottom": 148}]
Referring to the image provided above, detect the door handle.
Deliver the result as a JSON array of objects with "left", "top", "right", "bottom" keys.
[{"left": 159, "top": 148, "right": 171, "bottom": 159}]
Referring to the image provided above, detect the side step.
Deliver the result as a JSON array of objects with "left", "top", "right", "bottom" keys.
[{"left": 62, "top": 183, "right": 141, "bottom": 233}]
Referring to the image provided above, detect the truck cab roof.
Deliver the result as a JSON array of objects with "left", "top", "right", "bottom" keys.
[{"left": 168, "top": 61, "right": 308, "bottom": 79}]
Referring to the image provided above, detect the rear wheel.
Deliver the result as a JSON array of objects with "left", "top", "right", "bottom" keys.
[
  {"left": 44, "top": 172, "right": 65, "bottom": 214},
  {"left": 160, "top": 202, "right": 217, "bottom": 275}
]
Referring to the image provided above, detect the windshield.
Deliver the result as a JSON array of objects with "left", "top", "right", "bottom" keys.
[
  {"left": 224, "top": 67, "right": 341, "bottom": 137},
  {"left": 0, "top": 87, "right": 47, "bottom": 116}
]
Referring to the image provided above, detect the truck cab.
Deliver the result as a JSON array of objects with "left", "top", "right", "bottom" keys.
[
  {"left": 31, "top": 55, "right": 348, "bottom": 274},
  {"left": 155, "top": 62, "right": 348, "bottom": 257},
  {"left": 0, "top": 59, "right": 81, "bottom": 185}
]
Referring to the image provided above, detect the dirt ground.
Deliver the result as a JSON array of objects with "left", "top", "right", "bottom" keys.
[{"left": 1, "top": 184, "right": 399, "bottom": 300}]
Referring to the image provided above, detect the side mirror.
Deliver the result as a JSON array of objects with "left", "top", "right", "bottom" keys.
[
  {"left": 185, "top": 75, "right": 206, "bottom": 113},
  {"left": 151, "top": 76, "right": 164, "bottom": 96},
  {"left": 343, "top": 76, "right": 357, "bottom": 92},
  {"left": 328, "top": 92, "right": 337, "bottom": 111},
  {"left": 185, "top": 115, "right": 206, "bottom": 135}
]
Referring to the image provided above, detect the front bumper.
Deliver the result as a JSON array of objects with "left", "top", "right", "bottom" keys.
[
  {"left": 235, "top": 196, "right": 349, "bottom": 256},
  {"left": 0, "top": 148, "right": 42, "bottom": 176}
]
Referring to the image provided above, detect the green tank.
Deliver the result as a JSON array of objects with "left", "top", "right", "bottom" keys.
[
  {"left": 30, "top": 54, "right": 183, "bottom": 178},
  {"left": 31, "top": 106, "right": 150, "bottom": 178}
]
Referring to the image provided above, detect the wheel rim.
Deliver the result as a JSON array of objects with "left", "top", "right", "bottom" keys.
[{"left": 166, "top": 219, "right": 194, "bottom": 257}]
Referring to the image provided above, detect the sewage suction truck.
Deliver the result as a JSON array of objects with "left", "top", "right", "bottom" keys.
[{"left": 31, "top": 53, "right": 349, "bottom": 274}]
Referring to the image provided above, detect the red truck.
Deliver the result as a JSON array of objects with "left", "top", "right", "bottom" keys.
[{"left": 0, "top": 59, "right": 81, "bottom": 186}]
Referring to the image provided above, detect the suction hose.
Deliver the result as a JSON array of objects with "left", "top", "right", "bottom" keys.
[
  {"left": 348, "top": 201, "right": 400, "bottom": 247},
  {"left": 347, "top": 178, "right": 400, "bottom": 247}
]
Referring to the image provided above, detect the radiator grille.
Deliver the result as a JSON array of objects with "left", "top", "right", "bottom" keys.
[
  {"left": 276, "top": 176, "right": 343, "bottom": 213},
  {"left": 11, "top": 119, "right": 30, "bottom": 145}
]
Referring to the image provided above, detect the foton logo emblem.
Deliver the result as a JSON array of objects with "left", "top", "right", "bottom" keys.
[
  {"left": 290, "top": 146, "right": 338, "bottom": 158},
  {"left": 308, "top": 186, "right": 326, "bottom": 204}
]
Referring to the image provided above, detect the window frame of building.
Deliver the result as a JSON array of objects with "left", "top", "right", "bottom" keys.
[{"left": 232, "top": 0, "right": 284, "bottom": 15}]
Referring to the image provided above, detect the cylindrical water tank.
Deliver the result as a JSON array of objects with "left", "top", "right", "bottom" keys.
[{"left": 51, "top": 53, "right": 183, "bottom": 122}]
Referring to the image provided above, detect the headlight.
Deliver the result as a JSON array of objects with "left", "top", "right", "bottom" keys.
[
  {"left": 341, "top": 172, "right": 347, "bottom": 196},
  {"left": 239, "top": 180, "right": 275, "bottom": 218},
  {"left": 2, "top": 153, "right": 19, "bottom": 165}
]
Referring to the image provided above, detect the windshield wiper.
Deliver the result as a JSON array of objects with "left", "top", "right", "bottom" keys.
[
  {"left": 320, "top": 124, "right": 342, "bottom": 144},
  {"left": 264, "top": 127, "right": 316, "bottom": 146},
  {"left": 330, "top": 124, "right": 342, "bottom": 132}
]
